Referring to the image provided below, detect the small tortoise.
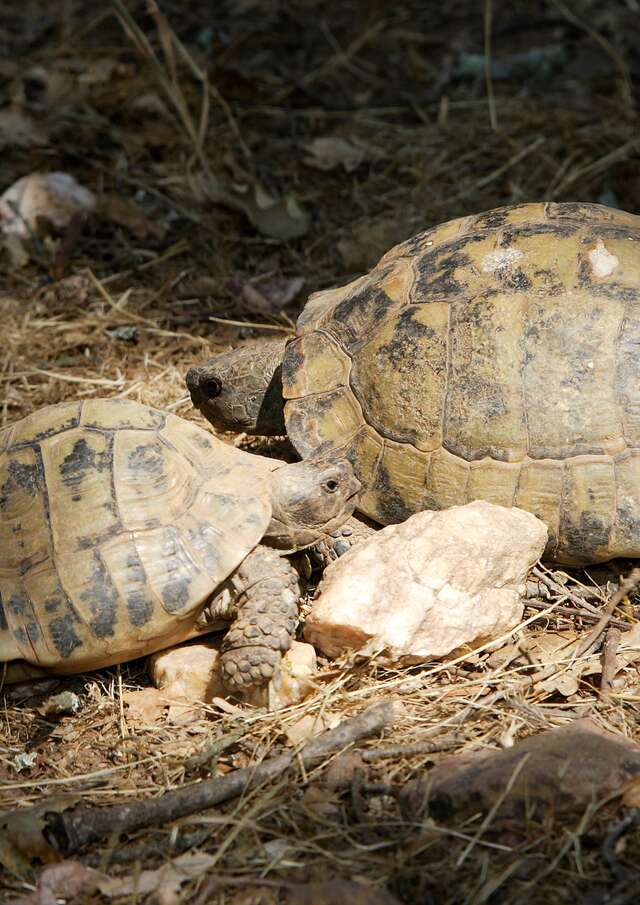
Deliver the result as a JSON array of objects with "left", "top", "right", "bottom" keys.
[
  {"left": 187, "top": 201, "right": 640, "bottom": 566},
  {"left": 0, "top": 398, "right": 358, "bottom": 686}
]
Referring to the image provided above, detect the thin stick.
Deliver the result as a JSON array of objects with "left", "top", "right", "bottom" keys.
[
  {"left": 532, "top": 565, "right": 604, "bottom": 615},
  {"left": 600, "top": 627, "right": 622, "bottom": 702},
  {"left": 574, "top": 568, "right": 640, "bottom": 661},
  {"left": 361, "top": 733, "right": 462, "bottom": 761},
  {"left": 40, "top": 701, "right": 401, "bottom": 854},
  {"left": 523, "top": 597, "right": 629, "bottom": 630},
  {"left": 208, "top": 316, "right": 292, "bottom": 332},
  {"left": 484, "top": 0, "right": 498, "bottom": 131}
]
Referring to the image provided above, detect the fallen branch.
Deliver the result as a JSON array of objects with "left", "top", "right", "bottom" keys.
[
  {"left": 599, "top": 627, "right": 622, "bottom": 702},
  {"left": 43, "top": 701, "right": 401, "bottom": 855}
]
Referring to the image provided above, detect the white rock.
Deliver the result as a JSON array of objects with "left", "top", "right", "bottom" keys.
[
  {"left": 149, "top": 639, "right": 226, "bottom": 704},
  {"left": 304, "top": 500, "right": 547, "bottom": 663},
  {"left": 245, "top": 641, "right": 318, "bottom": 710},
  {"left": 0, "top": 171, "right": 95, "bottom": 237},
  {"left": 149, "top": 638, "right": 318, "bottom": 712}
]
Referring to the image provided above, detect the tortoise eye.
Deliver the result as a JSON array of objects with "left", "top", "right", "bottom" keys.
[
  {"left": 323, "top": 479, "right": 339, "bottom": 493},
  {"left": 202, "top": 377, "right": 222, "bottom": 399}
]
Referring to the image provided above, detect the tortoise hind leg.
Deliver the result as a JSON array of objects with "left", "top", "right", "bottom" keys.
[{"left": 219, "top": 546, "right": 301, "bottom": 690}]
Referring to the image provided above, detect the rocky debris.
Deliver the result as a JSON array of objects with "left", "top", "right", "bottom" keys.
[{"left": 305, "top": 500, "right": 547, "bottom": 663}]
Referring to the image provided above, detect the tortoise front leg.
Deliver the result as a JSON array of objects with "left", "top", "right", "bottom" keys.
[
  {"left": 312, "top": 514, "right": 379, "bottom": 567},
  {"left": 219, "top": 545, "right": 301, "bottom": 690}
]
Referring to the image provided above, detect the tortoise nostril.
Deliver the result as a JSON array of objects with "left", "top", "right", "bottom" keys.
[{"left": 201, "top": 377, "right": 222, "bottom": 399}]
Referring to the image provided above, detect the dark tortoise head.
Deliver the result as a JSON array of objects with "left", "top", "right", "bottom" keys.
[{"left": 186, "top": 338, "right": 287, "bottom": 436}]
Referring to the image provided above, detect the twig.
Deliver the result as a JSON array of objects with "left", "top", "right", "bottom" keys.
[
  {"left": 602, "top": 809, "right": 640, "bottom": 885},
  {"left": 600, "top": 627, "right": 622, "bottom": 702},
  {"left": 41, "top": 701, "right": 401, "bottom": 854},
  {"left": 574, "top": 568, "right": 640, "bottom": 661},
  {"left": 484, "top": 0, "right": 498, "bottom": 131},
  {"left": 361, "top": 733, "right": 463, "bottom": 761},
  {"left": 532, "top": 565, "right": 605, "bottom": 615},
  {"left": 523, "top": 598, "right": 629, "bottom": 630},
  {"left": 451, "top": 137, "right": 545, "bottom": 200}
]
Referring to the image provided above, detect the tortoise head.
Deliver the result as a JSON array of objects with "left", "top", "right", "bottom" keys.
[
  {"left": 186, "top": 338, "right": 287, "bottom": 435},
  {"left": 266, "top": 456, "right": 360, "bottom": 549}
]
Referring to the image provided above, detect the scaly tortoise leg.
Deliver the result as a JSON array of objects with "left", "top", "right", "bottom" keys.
[
  {"left": 312, "top": 514, "right": 379, "bottom": 568},
  {"left": 217, "top": 545, "right": 301, "bottom": 690}
]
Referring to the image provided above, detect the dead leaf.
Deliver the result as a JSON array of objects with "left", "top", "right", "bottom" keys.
[
  {"left": 284, "top": 712, "right": 329, "bottom": 747},
  {"left": 2, "top": 232, "right": 30, "bottom": 268},
  {"left": 228, "top": 184, "right": 310, "bottom": 241},
  {"left": 287, "top": 880, "right": 402, "bottom": 905},
  {"left": 0, "top": 172, "right": 96, "bottom": 238},
  {"left": 622, "top": 775, "right": 640, "bottom": 807},
  {"left": 402, "top": 718, "right": 640, "bottom": 821},
  {"left": 301, "top": 785, "right": 341, "bottom": 819},
  {"left": 97, "top": 851, "right": 217, "bottom": 904},
  {"left": 615, "top": 623, "right": 640, "bottom": 669},
  {"left": 123, "top": 687, "right": 167, "bottom": 724},
  {"left": 38, "top": 691, "right": 81, "bottom": 718},
  {"left": 0, "top": 796, "right": 81, "bottom": 878},
  {"left": 337, "top": 220, "right": 406, "bottom": 272},
  {"left": 303, "top": 136, "right": 366, "bottom": 172},
  {"left": 191, "top": 171, "right": 310, "bottom": 241},
  {"left": 0, "top": 107, "right": 48, "bottom": 148},
  {"left": 7, "top": 860, "right": 103, "bottom": 905},
  {"left": 325, "top": 751, "right": 365, "bottom": 789},
  {"left": 237, "top": 275, "right": 305, "bottom": 314},
  {"left": 97, "top": 193, "right": 165, "bottom": 239}
]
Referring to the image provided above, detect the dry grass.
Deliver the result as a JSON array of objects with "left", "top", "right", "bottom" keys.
[{"left": 1, "top": 0, "right": 640, "bottom": 902}]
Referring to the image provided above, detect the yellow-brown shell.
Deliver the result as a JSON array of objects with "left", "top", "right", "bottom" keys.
[
  {"left": 0, "top": 399, "right": 272, "bottom": 673},
  {"left": 281, "top": 201, "right": 640, "bottom": 564}
]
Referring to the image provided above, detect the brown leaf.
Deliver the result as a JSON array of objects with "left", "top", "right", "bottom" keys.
[
  {"left": 123, "top": 687, "right": 167, "bottom": 724},
  {"left": 239, "top": 275, "right": 305, "bottom": 313},
  {"left": 303, "top": 136, "right": 366, "bottom": 172},
  {"left": 97, "top": 193, "right": 165, "bottom": 239},
  {"left": 301, "top": 785, "right": 341, "bottom": 819},
  {"left": 287, "top": 880, "right": 401, "bottom": 905},
  {"left": 402, "top": 718, "right": 640, "bottom": 821},
  {"left": 7, "top": 860, "right": 103, "bottom": 905},
  {"left": 98, "top": 851, "right": 217, "bottom": 904},
  {"left": 284, "top": 713, "right": 330, "bottom": 747},
  {"left": 622, "top": 776, "right": 640, "bottom": 808},
  {"left": 337, "top": 220, "right": 406, "bottom": 273},
  {"left": 0, "top": 796, "right": 81, "bottom": 878},
  {"left": 193, "top": 170, "right": 310, "bottom": 241},
  {"left": 0, "top": 107, "right": 48, "bottom": 148}
]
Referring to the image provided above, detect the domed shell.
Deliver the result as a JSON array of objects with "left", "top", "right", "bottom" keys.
[
  {"left": 281, "top": 201, "right": 640, "bottom": 564},
  {"left": 0, "top": 398, "right": 272, "bottom": 673}
]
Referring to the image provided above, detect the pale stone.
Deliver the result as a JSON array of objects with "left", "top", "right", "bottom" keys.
[
  {"left": 149, "top": 638, "right": 318, "bottom": 712},
  {"left": 305, "top": 500, "right": 547, "bottom": 663},
  {"left": 245, "top": 641, "right": 318, "bottom": 710},
  {"left": 0, "top": 171, "right": 96, "bottom": 237},
  {"left": 148, "top": 639, "right": 226, "bottom": 704}
]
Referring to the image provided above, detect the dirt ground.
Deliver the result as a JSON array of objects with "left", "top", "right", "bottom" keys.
[{"left": 2, "top": 1, "right": 640, "bottom": 902}]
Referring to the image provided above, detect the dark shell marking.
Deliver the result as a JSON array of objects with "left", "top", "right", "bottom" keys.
[{"left": 283, "top": 201, "right": 640, "bottom": 564}]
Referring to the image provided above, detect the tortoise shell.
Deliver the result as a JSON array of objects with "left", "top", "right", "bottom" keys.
[
  {"left": 0, "top": 398, "right": 274, "bottom": 674},
  {"left": 281, "top": 201, "right": 640, "bottom": 565}
]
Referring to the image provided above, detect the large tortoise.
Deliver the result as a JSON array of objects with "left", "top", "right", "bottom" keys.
[
  {"left": 187, "top": 201, "right": 640, "bottom": 566},
  {"left": 0, "top": 398, "right": 358, "bottom": 686}
]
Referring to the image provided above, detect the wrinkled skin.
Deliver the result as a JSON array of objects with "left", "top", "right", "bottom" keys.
[{"left": 186, "top": 338, "right": 287, "bottom": 435}]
